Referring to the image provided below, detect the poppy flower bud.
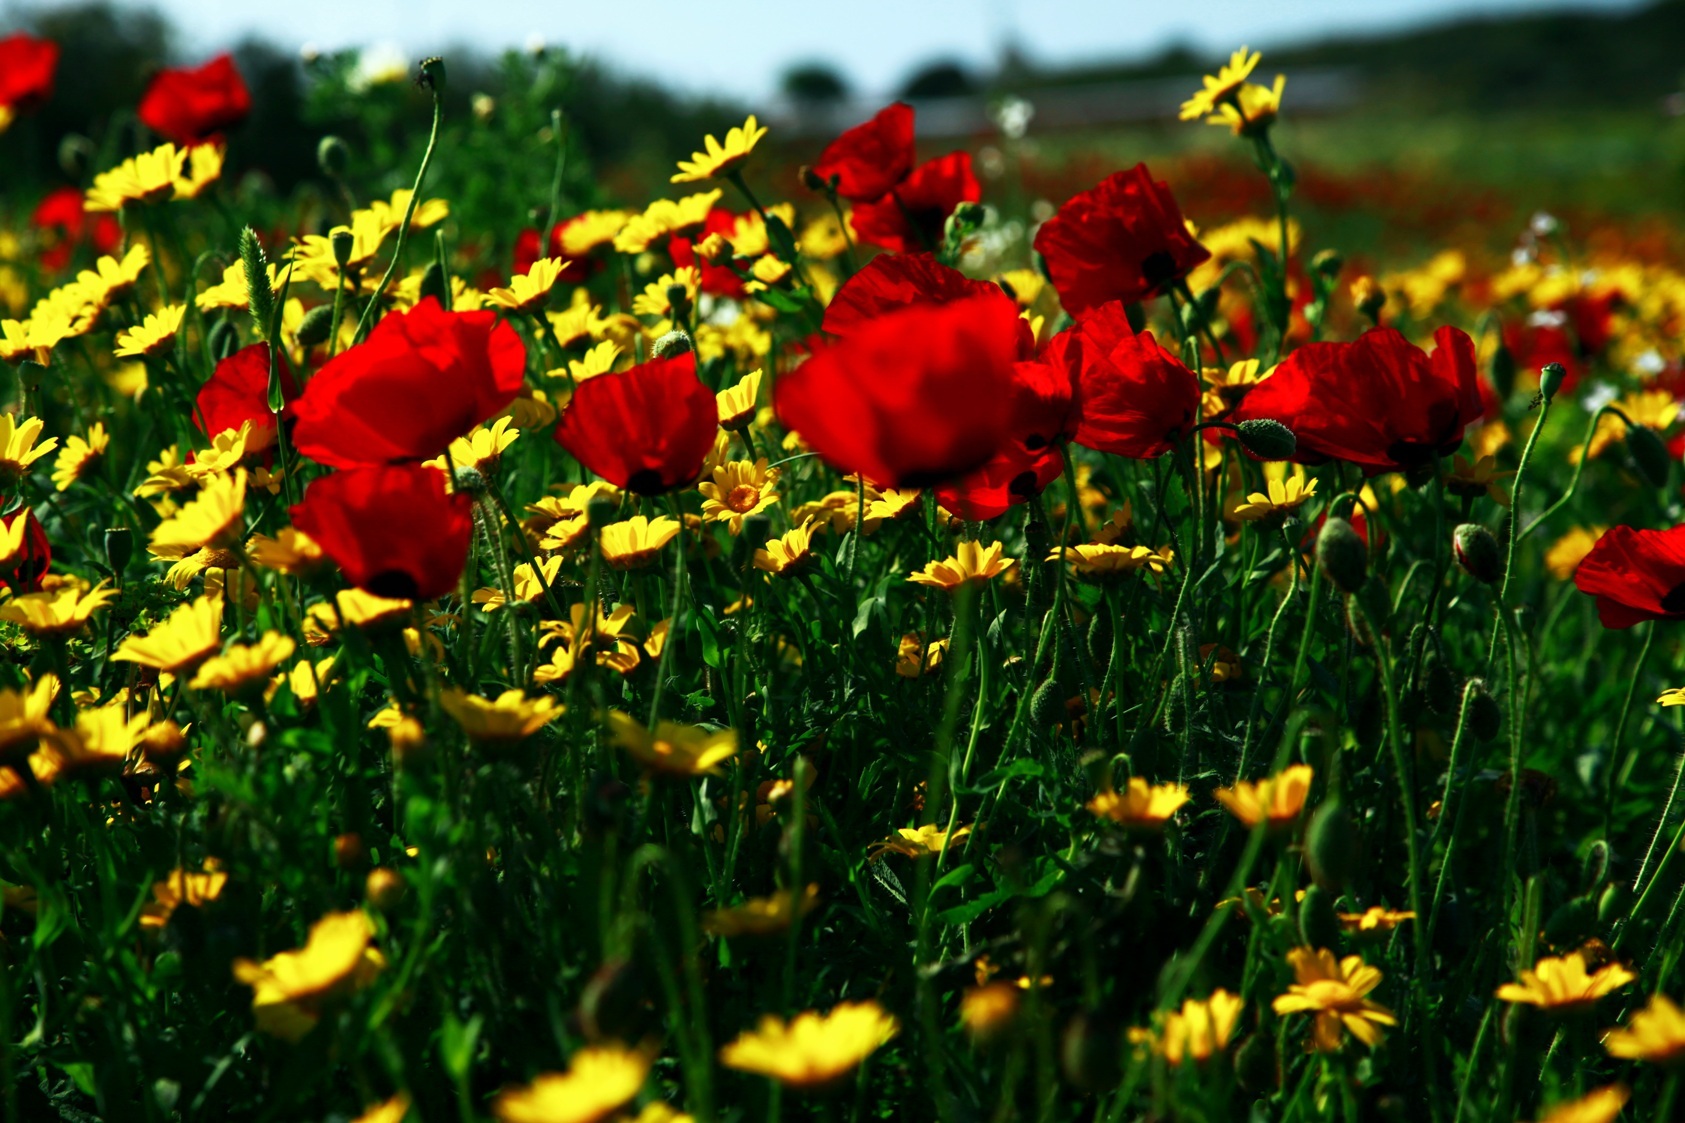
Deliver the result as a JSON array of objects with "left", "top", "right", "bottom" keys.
[
  {"left": 296, "top": 303, "right": 335, "bottom": 349},
  {"left": 798, "top": 165, "right": 830, "bottom": 193},
  {"left": 417, "top": 56, "right": 447, "bottom": 93},
  {"left": 1316, "top": 517, "right": 1367, "bottom": 594},
  {"left": 1305, "top": 799, "right": 1358, "bottom": 891},
  {"left": 1311, "top": 249, "right": 1343, "bottom": 279},
  {"left": 1453, "top": 523, "right": 1503, "bottom": 585},
  {"left": 1597, "top": 881, "right": 1629, "bottom": 926},
  {"left": 57, "top": 133, "right": 94, "bottom": 180},
  {"left": 1298, "top": 884, "right": 1341, "bottom": 949},
  {"left": 239, "top": 226, "right": 276, "bottom": 341},
  {"left": 1421, "top": 645, "right": 1457, "bottom": 715},
  {"left": 1580, "top": 839, "right": 1610, "bottom": 897},
  {"left": 1465, "top": 679, "right": 1501, "bottom": 742},
  {"left": 1542, "top": 897, "right": 1594, "bottom": 949},
  {"left": 651, "top": 329, "right": 693, "bottom": 359},
  {"left": 1233, "top": 1031, "right": 1280, "bottom": 1095},
  {"left": 365, "top": 867, "right": 406, "bottom": 911},
  {"left": 316, "top": 134, "right": 350, "bottom": 178},
  {"left": 1624, "top": 422, "right": 1672, "bottom": 489},
  {"left": 1538, "top": 361, "right": 1567, "bottom": 404},
  {"left": 103, "top": 526, "right": 133, "bottom": 581},
  {"left": 1234, "top": 418, "right": 1296, "bottom": 461},
  {"left": 1350, "top": 276, "right": 1385, "bottom": 321},
  {"left": 330, "top": 227, "right": 355, "bottom": 270}
]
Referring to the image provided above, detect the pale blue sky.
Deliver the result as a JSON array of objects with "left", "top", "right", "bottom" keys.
[{"left": 6, "top": 0, "right": 1650, "bottom": 99}]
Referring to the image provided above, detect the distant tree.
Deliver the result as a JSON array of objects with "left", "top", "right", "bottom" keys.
[
  {"left": 899, "top": 60, "right": 977, "bottom": 100},
  {"left": 781, "top": 62, "right": 850, "bottom": 106}
]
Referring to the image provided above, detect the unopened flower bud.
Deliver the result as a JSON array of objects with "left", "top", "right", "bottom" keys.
[
  {"left": 952, "top": 201, "right": 986, "bottom": 228},
  {"left": 1305, "top": 799, "right": 1358, "bottom": 891},
  {"left": 1234, "top": 418, "right": 1297, "bottom": 461},
  {"left": 1489, "top": 342, "right": 1517, "bottom": 402},
  {"left": 57, "top": 134, "right": 95, "bottom": 179},
  {"left": 1298, "top": 884, "right": 1342, "bottom": 949},
  {"left": 1453, "top": 523, "right": 1503, "bottom": 584},
  {"left": 1311, "top": 249, "right": 1343, "bottom": 279},
  {"left": 329, "top": 227, "right": 355, "bottom": 270},
  {"left": 1625, "top": 423, "right": 1672, "bottom": 489},
  {"left": 798, "top": 165, "right": 830, "bottom": 193},
  {"left": 1350, "top": 276, "right": 1385, "bottom": 322},
  {"left": 1233, "top": 1031, "right": 1280, "bottom": 1095},
  {"left": 316, "top": 135, "right": 350, "bottom": 178},
  {"left": 103, "top": 527, "right": 133, "bottom": 581},
  {"left": 1316, "top": 517, "right": 1368, "bottom": 594},
  {"left": 1465, "top": 679, "right": 1501, "bottom": 742},
  {"left": 1597, "top": 880, "right": 1630, "bottom": 926},
  {"left": 366, "top": 867, "right": 406, "bottom": 911},
  {"left": 1538, "top": 361, "right": 1567, "bottom": 404},
  {"left": 295, "top": 303, "right": 335, "bottom": 348},
  {"left": 651, "top": 329, "right": 693, "bottom": 358}
]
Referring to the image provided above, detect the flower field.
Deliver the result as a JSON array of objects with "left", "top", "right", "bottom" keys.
[{"left": 3, "top": 27, "right": 1685, "bottom": 1123}]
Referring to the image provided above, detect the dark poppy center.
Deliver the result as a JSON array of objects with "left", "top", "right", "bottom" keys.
[
  {"left": 626, "top": 469, "right": 666, "bottom": 496},
  {"left": 1384, "top": 440, "right": 1438, "bottom": 469},
  {"left": 366, "top": 570, "right": 421, "bottom": 601},
  {"left": 1141, "top": 249, "right": 1179, "bottom": 291},
  {"left": 1008, "top": 470, "right": 1039, "bottom": 501},
  {"left": 1661, "top": 583, "right": 1685, "bottom": 615}
]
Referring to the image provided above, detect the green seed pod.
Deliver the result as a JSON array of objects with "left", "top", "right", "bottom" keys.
[
  {"left": 651, "top": 329, "right": 694, "bottom": 359},
  {"left": 316, "top": 134, "right": 351, "bottom": 178},
  {"left": 1233, "top": 1030, "right": 1280, "bottom": 1096},
  {"left": 1580, "top": 840, "right": 1611, "bottom": 896},
  {"left": 1453, "top": 523, "right": 1503, "bottom": 585},
  {"left": 1299, "top": 885, "right": 1342, "bottom": 949},
  {"left": 330, "top": 228, "right": 355, "bottom": 270},
  {"left": 1305, "top": 799, "right": 1359, "bottom": 891},
  {"left": 1625, "top": 423, "right": 1671, "bottom": 489},
  {"left": 103, "top": 527, "right": 133, "bottom": 580},
  {"left": 206, "top": 318, "right": 241, "bottom": 363},
  {"left": 1234, "top": 417, "right": 1297, "bottom": 461},
  {"left": 1086, "top": 607, "right": 1113, "bottom": 667},
  {"left": 1311, "top": 249, "right": 1343, "bottom": 279},
  {"left": 1316, "top": 517, "right": 1367, "bottom": 594},
  {"left": 239, "top": 226, "right": 276, "bottom": 342},
  {"left": 1538, "top": 361, "right": 1567, "bottom": 404},
  {"left": 1031, "top": 673, "right": 1065, "bottom": 730},
  {"left": 295, "top": 303, "right": 335, "bottom": 348},
  {"left": 417, "top": 56, "right": 448, "bottom": 93}
]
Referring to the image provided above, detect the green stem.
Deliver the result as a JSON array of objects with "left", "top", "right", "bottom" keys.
[{"left": 354, "top": 89, "right": 444, "bottom": 343}]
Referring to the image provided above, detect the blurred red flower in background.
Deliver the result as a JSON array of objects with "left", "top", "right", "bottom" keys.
[
  {"left": 138, "top": 54, "right": 251, "bottom": 144},
  {"left": 849, "top": 152, "right": 980, "bottom": 254},
  {"left": 0, "top": 509, "right": 52, "bottom": 595},
  {"left": 291, "top": 298, "right": 526, "bottom": 468},
  {"left": 1034, "top": 164, "right": 1211, "bottom": 314},
  {"left": 823, "top": 253, "right": 1005, "bottom": 336},
  {"left": 811, "top": 102, "right": 916, "bottom": 203},
  {"left": 0, "top": 33, "right": 59, "bottom": 116},
  {"left": 1574, "top": 524, "right": 1685, "bottom": 629},
  {"left": 776, "top": 294, "right": 1019, "bottom": 488},
  {"left": 1229, "top": 326, "right": 1482, "bottom": 474},
  {"left": 554, "top": 351, "right": 719, "bottom": 495},
  {"left": 291, "top": 464, "right": 472, "bottom": 602},
  {"left": 30, "top": 188, "right": 122, "bottom": 272},
  {"left": 196, "top": 343, "right": 296, "bottom": 449}
]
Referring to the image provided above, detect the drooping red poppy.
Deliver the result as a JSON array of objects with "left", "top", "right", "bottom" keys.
[
  {"left": 1034, "top": 164, "right": 1211, "bottom": 315},
  {"left": 138, "top": 54, "right": 251, "bottom": 145},
  {"left": 775, "top": 295, "right": 1019, "bottom": 488},
  {"left": 30, "top": 187, "right": 122, "bottom": 273},
  {"left": 849, "top": 152, "right": 980, "bottom": 255},
  {"left": 291, "top": 464, "right": 472, "bottom": 602},
  {"left": 1040, "top": 301, "right": 1201, "bottom": 460},
  {"left": 811, "top": 102, "right": 916, "bottom": 203},
  {"left": 1228, "top": 326, "right": 1483, "bottom": 475},
  {"left": 935, "top": 360, "right": 1074, "bottom": 519},
  {"left": 0, "top": 33, "right": 58, "bottom": 114},
  {"left": 291, "top": 297, "right": 526, "bottom": 469},
  {"left": 0, "top": 509, "right": 51, "bottom": 595},
  {"left": 554, "top": 351, "right": 719, "bottom": 495},
  {"left": 1573, "top": 524, "right": 1685, "bottom": 630},
  {"left": 196, "top": 343, "right": 296, "bottom": 449}
]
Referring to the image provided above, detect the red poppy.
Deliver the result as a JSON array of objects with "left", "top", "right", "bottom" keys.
[
  {"left": 291, "top": 297, "right": 527, "bottom": 469},
  {"left": 0, "top": 33, "right": 58, "bottom": 114},
  {"left": 811, "top": 102, "right": 915, "bottom": 203},
  {"left": 1228, "top": 326, "right": 1482, "bottom": 475},
  {"left": 668, "top": 207, "right": 749, "bottom": 298},
  {"left": 1021, "top": 301, "right": 1200, "bottom": 460},
  {"left": 0, "top": 508, "right": 51, "bottom": 594},
  {"left": 196, "top": 343, "right": 296, "bottom": 448},
  {"left": 775, "top": 294, "right": 1019, "bottom": 488},
  {"left": 849, "top": 152, "right": 980, "bottom": 255},
  {"left": 1033, "top": 164, "right": 1211, "bottom": 315},
  {"left": 1573, "top": 524, "right": 1685, "bottom": 629},
  {"left": 935, "top": 360, "right": 1074, "bottom": 519},
  {"left": 30, "top": 187, "right": 122, "bottom": 273},
  {"left": 138, "top": 54, "right": 251, "bottom": 144},
  {"left": 823, "top": 252, "right": 1004, "bottom": 336},
  {"left": 291, "top": 464, "right": 472, "bottom": 602},
  {"left": 554, "top": 351, "right": 719, "bottom": 495}
]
